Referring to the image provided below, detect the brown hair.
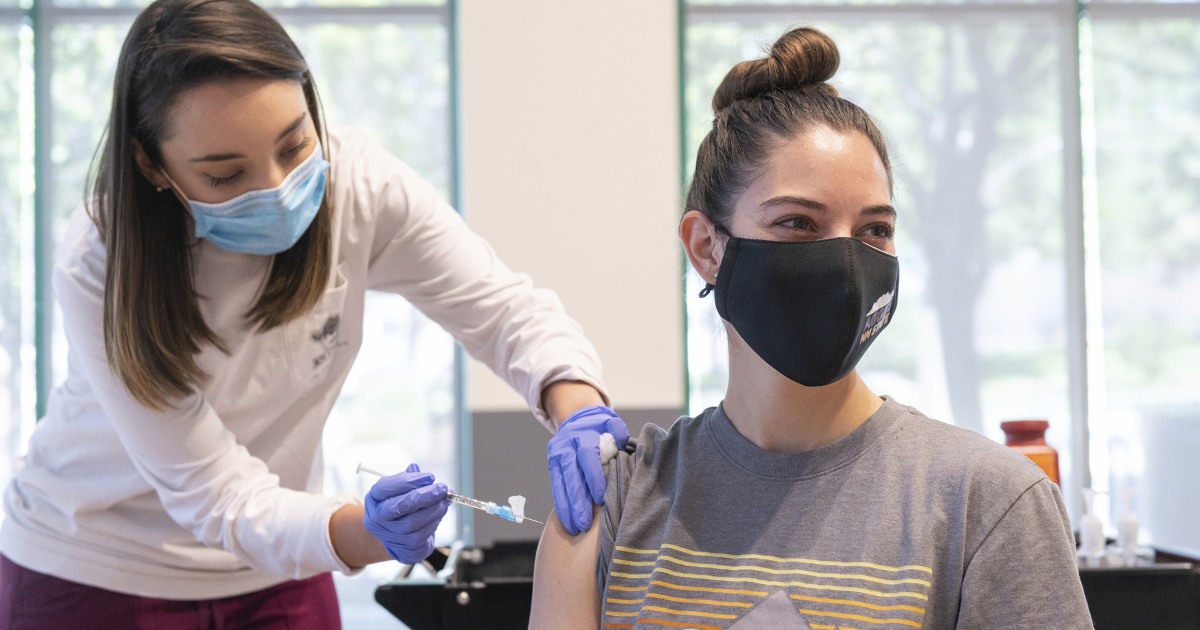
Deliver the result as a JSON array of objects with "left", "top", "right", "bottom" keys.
[
  {"left": 685, "top": 26, "right": 893, "bottom": 227},
  {"left": 88, "top": 0, "right": 332, "bottom": 410}
]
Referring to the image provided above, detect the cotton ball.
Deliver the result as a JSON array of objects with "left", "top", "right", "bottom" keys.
[{"left": 599, "top": 432, "right": 618, "bottom": 464}]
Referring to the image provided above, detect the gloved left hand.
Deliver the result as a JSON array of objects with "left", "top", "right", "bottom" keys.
[
  {"left": 363, "top": 463, "right": 450, "bottom": 564},
  {"left": 547, "top": 405, "right": 630, "bottom": 536}
]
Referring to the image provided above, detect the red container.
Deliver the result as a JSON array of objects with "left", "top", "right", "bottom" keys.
[{"left": 1000, "top": 419, "right": 1060, "bottom": 485}]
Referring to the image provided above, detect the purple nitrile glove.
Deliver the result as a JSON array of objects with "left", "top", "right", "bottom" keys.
[
  {"left": 363, "top": 463, "right": 449, "bottom": 564},
  {"left": 547, "top": 405, "right": 630, "bottom": 535}
]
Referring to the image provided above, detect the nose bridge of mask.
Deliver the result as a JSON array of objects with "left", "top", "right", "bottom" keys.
[{"left": 173, "top": 143, "right": 326, "bottom": 217}]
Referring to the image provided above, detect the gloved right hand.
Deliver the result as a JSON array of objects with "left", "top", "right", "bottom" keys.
[{"left": 363, "top": 463, "right": 449, "bottom": 564}]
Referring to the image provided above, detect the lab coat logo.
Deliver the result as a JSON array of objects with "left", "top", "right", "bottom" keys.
[
  {"left": 311, "top": 315, "right": 342, "bottom": 375},
  {"left": 859, "top": 291, "right": 894, "bottom": 345}
]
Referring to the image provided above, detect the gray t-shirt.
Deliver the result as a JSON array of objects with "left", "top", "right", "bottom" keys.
[{"left": 598, "top": 397, "right": 1092, "bottom": 629}]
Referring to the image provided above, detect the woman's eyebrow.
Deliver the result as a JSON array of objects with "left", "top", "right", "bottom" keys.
[
  {"left": 862, "top": 205, "right": 897, "bottom": 219},
  {"left": 757, "top": 195, "right": 828, "bottom": 211},
  {"left": 274, "top": 112, "right": 308, "bottom": 143},
  {"left": 190, "top": 151, "right": 243, "bottom": 163},
  {"left": 757, "top": 196, "right": 896, "bottom": 219}
]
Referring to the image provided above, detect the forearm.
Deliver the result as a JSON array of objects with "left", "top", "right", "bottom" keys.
[
  {"left": 329, "top": 503, "right": 390, "bottom": 569},
  {"left": 542, "top": 380, "right": 607, "bottom": 429}
]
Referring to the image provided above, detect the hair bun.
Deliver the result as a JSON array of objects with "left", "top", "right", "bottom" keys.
[{"left": 711, "top": 26, "right": 840, "bottom": 114}]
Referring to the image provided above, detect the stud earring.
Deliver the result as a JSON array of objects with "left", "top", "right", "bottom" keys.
[{"left": 156, "top": 185, "right": 164, "bottom": 192}]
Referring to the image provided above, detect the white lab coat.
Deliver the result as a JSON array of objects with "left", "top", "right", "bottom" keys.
[{"left": 0, "top": 127, "right": 605, "bottom": 599}]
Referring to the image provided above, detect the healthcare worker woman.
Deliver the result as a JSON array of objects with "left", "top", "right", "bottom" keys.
[{"left": 0, "top": 0, "right": 627, "bottom": 626}]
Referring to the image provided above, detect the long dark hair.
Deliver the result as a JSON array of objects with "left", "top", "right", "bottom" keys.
[{"left": 88, "top": 0, "right": 332, "bottom": 409}]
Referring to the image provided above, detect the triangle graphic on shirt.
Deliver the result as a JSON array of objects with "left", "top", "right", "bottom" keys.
[{"left": 728, "top": 590, "right": 813, "bottom": 629}]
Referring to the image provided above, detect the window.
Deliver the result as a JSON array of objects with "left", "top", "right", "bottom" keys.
[
  {"left": 1087, "top": 10, "right": 1200, "bottom": 557},
  {"left": 4, "top": 0, "right": 456, "bottom": 625},
  {"left": 683, "top": 1, "right": 1200, "bottom": 557},
  {"left": 0, "top": 8, "right": 33, "bottom": 488}
]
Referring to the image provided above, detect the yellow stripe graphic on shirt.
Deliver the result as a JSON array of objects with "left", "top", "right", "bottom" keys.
[
  {"left": 615, "top": 546, "right": 660, "bottom": 554},
  {"left": 614, "top": 556, "right": 931, "bottom": 587},
  {"left": 608, "top": 547, "right": 929, "bottom": 627},
  {"left": 650, "top": 579, "right": 768, "bottom": 597},
  {"left": 639, "top": 605, "right": 738, "bottom": 620},
  {"left": 645, "top": 592, "right": 754, "bottom": 608},
  {"left": 614, "top": 559, "right": 658, "bottom": 567},
  {"left": 790, "top": 594, "right": 925, "bottom": 615},
  {"left": 612, "top": 571, "right": 654, "bottom": 579},
  {"left": 616, "top": 544, "right": 932, "bottom": 574},
  {"left": 798, "top": 608, "right": 923, "bottom": 628},
  {"left": 642, "top": 567, "right": 929, "bottom": 601}
]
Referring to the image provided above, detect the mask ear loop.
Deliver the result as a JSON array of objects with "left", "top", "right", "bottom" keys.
[
  {"left": 698, "top": 220, "right": 732, "bottom": 298},
  {"left": 157, "top": 168, "right": 192, "bottom": 211}
]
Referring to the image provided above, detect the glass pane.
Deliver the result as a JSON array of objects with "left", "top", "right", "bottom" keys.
[
  {"left": 51, "top": 0, "right": 442, "bottom": 7},
  {"left": 288, "top": 21, "right": 454, "bottom": 627},
  {"left": 685, "top": 19, "right": 1078, "bottom": 480},
  {"left": 1091, "top": 17, "right": 1200, "bottom": 556},
  {"left": 1090, "top": 0, "right": 1200, "bottom": 4},
  {"left": 260, "top": 0, "right": 443, "bottom": 6},
  {"left": 49, "top": 21, "right": 131, "bottom": 388},
  {"left": 1, "top": 23, "right": 32, "bottom": 498},
  {"left": 688, "top": 0, "right": 1058, "bottom": 7},
  {"left": 286, "top": 20, "right": 457, "bottom": 537}
]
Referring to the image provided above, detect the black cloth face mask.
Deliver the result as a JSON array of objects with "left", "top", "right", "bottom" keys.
[{"left": 702, "top": 233, "right": 900, "bottom": 387}]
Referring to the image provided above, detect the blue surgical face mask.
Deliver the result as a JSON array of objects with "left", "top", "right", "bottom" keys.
[{"left": 162, "top": 143, "right": 330, "bottom": 255}]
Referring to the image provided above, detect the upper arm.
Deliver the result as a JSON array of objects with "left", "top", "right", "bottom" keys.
[
  {"left": 957, "top": 480, "right": 1093, "bottom": 628},
  {"left": 529, "top": 506, "right": 602, "bottom": 630}
]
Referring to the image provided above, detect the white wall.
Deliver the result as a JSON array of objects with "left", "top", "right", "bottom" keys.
[{"left": 457, "top": 0, "right": 684, "bottom": 414}]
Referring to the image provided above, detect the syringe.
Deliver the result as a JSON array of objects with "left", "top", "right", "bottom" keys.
[
  {"left": 356, "top": 464, "right": 543, "bottom": 525},
  {"left": 445, "top": 492, "right": 542, "bottom": 525}
]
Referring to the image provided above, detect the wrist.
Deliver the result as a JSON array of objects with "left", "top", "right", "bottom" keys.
[
  {"left": 330, "top": 503, "right": 389, "bottom": 570},
  {"left": 542, "top": 380, "right": 606, "bottom": 429}
]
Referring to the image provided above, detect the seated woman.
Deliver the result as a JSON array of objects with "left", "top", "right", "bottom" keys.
[{"left": 530, "top": 26, "right": 1092, "bottom": 630}]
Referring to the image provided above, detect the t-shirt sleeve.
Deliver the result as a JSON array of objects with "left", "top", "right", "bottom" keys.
[
  {"left": 339, "top": 130, "right": 607, "bottom": 427},
  {"left": 957, "top": 478, "right": 1094, "bottom": 628},
  {"left": 596, "top": 448, "right": 636, "bottom": 594}
]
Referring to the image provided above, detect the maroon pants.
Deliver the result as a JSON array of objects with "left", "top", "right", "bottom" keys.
[{"left": 0, "top": 554, "right": 341, "bottom": 630}]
